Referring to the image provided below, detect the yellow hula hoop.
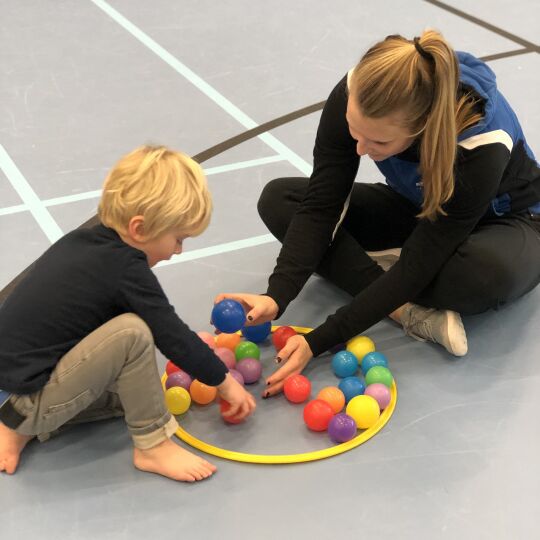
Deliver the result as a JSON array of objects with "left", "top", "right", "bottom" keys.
[{"left": 162, "top": 325, "right": 397, "bottom": 464}]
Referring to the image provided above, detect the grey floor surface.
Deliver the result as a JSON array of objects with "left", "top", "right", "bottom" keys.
[{"left": 1, "top": 1, "right": 539, "bottom": 539}]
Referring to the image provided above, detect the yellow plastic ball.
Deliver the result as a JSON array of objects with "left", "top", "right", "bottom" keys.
[
  {"left": 346, "top": 395, "right": 380, "bottom": 429},
  {"left": 346, "top": 335, "right": 375, "bottom": 364},
  {"left": 165, "top": 386, "right": 191, "bottom": 415}
]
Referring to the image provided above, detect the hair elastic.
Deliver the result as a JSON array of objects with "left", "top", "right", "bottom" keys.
[{"left": 413, "top": 37, "right": 434, "bottom": 63}]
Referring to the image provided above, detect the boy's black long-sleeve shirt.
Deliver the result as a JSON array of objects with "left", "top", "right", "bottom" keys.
[
  {"left": 266, "top": 60, "right": 539, "bottom": 357},
  {"left": 0, "top": 225, "right": 227, "bottom": 394}
]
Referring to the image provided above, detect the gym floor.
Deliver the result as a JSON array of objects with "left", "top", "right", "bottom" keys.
[{"left": 1, "top": 1, "right": 539, "bottom": 539}]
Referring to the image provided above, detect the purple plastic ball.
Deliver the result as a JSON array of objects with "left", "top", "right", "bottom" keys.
[
  {"left": 364, "top": 383, "right": 391, "bottom": 410},
  {"left": 235, "top": 357, "right": 262, "bottom": 384},
  {"left": 328, "top": 413, "right": 357, "bottom": 443},
  {"left": 229, "top": 368, "right": 245, "bottom": 386},
  {"left": 165, "top": 371, "right": 193, "bottom": 391},
  {"left": 215, "top": 347, "right": 236, "bottom": 370}
]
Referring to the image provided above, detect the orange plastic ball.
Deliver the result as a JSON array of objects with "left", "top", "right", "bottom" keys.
[
  {"left": 215, "top": 332, "right": 242, "bottom": 351},
  {"left": 189, "top": 380, "right": 217, "bottom": 405},
  {"left": 316, "top": 386, "right": 346, "bottom": 414}
]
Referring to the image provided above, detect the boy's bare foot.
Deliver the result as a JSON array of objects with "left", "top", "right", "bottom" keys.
[
  {"left": 133, "top": 438, "right": 217, "bottom": 482},
  {"left": 0, "top": 422, "right": 34, "bottom": 474}
]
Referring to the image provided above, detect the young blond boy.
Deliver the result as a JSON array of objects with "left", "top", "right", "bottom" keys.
[{"left": 0, "top": 146, "right": 255, "bottom": 482}]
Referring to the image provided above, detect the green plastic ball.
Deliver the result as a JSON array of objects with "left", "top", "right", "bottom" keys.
[
  {"left": 235, "top": 340, "right": 260, "bottom": 361},
  {"left": 365, "top": 366, "right": 393, "bottom": 388}
]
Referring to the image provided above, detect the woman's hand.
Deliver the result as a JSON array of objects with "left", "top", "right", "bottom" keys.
[
  {"left": 214, "top": 293, "right": 278, "bottom": 326},
  {"left": 216, "top": 373, "right": 256, "bottom": 420},
  {"left": 264, "top": 334, "right": 313, "bottom": 397}
]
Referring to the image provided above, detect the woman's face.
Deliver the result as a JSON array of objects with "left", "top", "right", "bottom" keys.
[{"left": 346, "top": 97, "right": 415, "bottom": 161}]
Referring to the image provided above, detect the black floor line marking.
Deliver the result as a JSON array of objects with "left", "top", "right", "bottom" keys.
[{"left": 425, "top": 0, "right": 539, "bottom": 53}]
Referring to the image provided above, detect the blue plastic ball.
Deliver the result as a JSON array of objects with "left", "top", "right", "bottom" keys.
[
  {"left": 338, "top": 376, "right": 366, "bottom": 403},
  {"left": 331, "top": 350, "right": 359, "bottom": 378},
  {"left": 211, "top": 299, "right": 246, "bottom": 334},
  {"left": 361, "top": 351, "right": 389, "bottom": 376},
  {"left": 241, "top": 321, "right": 272, "bottom": 343}
]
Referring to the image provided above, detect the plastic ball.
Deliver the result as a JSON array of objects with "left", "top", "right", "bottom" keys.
[
  {"left": 328, "top": 413, "right": 357, "bottom": 443},
  {"left": 272, "top": 326, "right": 297, "bottom": 351},
  {"left": 229, "top": 369, "right": 245, "bottom": 386},
  {"left": 165, "top": 370, "right": 193, "bottom": 391},
  {"left": 338, "top": 377, "right": 365, "bottom": 403},
  {"left": 165, "top": 360, "right": 181, "bottom": 376},
  {"left": 235, "top": 340, "right": 260, "bottom": 361},
  {"left": 214, "top": 347, "right": 236, "bottom": 370},
  {"left": 346, "top": 335, "right": 375, "bottom": 362},
  {"left": 365, "top": 383, "right": 392, "bottom": 410},
  {"left": 346, "top": 395, "right": 380, "bottom": 429},
  {"left": 235, "top": 358, "right": 262, "bottom": 384},
  {"left": 331, "top": 350, "right": 358, "bottom": 378},
  {"left": 211, "top": 299, "right": 246, "bottom": 334},
  {"left": 189, "top": 380, "right": 217, "bottom": 405},
  {"left": 303, "top": 399, "right": 334, "bottom": 432},
  {"left": 283, "top": 374, "right": 311, "bottom": 404},
  {"left": 197, "top": 331, "right": 216, "bottom": 349},
  {"left": 361, "top": 351, "right": 389, "bottom": 375},
  {"left": 219, "top": 399, "right": 243, "bottom": 424},
  {"left": 316, "top": 386, "right": 345, "bottom": 414},
  {"left": 365, "top": 366, "right": 393, "bottom": 388},
  {"left": 215, "top": 332, "right": 241, "bottom": 351},
  {"left": 165, "top": 387, "right": 191, "bottom": 415},
  {"left": 241, "top": 321, "right": 272, "bottom": 343}
]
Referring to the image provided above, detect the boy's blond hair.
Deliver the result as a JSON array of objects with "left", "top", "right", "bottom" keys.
[{"left": 98, "top": 146, "right": 212, "bottom": 239}]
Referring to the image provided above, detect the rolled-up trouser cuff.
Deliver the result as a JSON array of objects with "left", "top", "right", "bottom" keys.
[{"left": 131, "top": 413, "right": 178, "bottom": 450}]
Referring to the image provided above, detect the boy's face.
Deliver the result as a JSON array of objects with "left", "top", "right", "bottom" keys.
[{"left": 144, "top": 229, "right": 186, "bottom": 267}]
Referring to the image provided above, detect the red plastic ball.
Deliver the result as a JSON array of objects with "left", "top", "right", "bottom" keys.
[
  {"left": 283, "top": 374, "right": 311, "bottom": 404},
  {"left": 303, "top": 399, "right": 335, "bottom": 432},
  {"left": 219, "top": 399, "right": 243, "bottom": 424},
  {"left": 165, "top": 360, "right": 181, "bottom": 375},
  {"left": 272, "top": 326, "right": 297, "bottom": 351}
]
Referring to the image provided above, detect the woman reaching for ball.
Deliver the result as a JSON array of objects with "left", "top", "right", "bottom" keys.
[{"left": 216, "top": 30, "right": 540, "bottom": 397}]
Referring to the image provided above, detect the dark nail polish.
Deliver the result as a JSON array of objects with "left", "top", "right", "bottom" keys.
[
  {"left": 262, "top": 392, "right": 269, "bottom": 399},
  {"left": 266, "top": 381, "right": 271, "bottom": 386},
  {"left": 275, "top": 357, "right": 281, "bottom": 363},
  {"left": 247, "top": 315, "right": 253, "bottom": 321}
]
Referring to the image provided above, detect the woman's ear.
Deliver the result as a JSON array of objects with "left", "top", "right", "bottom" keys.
[{"left": 126, "top": 215, "right": 146, "bottom": 242}]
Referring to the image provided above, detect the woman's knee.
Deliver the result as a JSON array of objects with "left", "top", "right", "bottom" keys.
[{"left": 257, "top": 177, "right": 307, "bottom": 238}]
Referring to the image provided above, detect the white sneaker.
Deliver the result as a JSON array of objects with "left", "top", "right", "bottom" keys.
[
  {"left": 367, "top": 248, "right": 401, "bottom": 272},
  {"left": 400, "top": 303, "right": 468, "bottom": 356}
]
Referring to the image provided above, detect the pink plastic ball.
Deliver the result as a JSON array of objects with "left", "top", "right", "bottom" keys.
[
  {"left": 235, "top": 358, "right": 262, "bottom": 384},
  {"left": 364, "top": 383, "right": 391, "bottom": 410},
  {"left": 197, "top": 331, "right": 216, "bottom": 349},
  {"left": 215, "top": 347, "right": 236, "bottom": 369}
]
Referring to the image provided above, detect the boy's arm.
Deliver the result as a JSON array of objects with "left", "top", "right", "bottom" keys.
[{"left": 117, "top": 254, "right": 228, "bottom": 386}]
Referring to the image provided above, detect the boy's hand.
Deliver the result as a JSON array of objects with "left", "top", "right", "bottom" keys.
[
  {"left": 264, "top": 335, "right": 313, "bottom": 398},
  {"left": 217, "top": 373, "right": 256, "bottom": 420},
  {"left": 213, "top": 293, "right": 278, "bottom": 326}
]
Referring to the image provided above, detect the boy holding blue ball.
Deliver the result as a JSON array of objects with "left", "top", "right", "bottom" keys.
[{"left": 0, "top": 146, "right": 255, "bottom": 480}]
